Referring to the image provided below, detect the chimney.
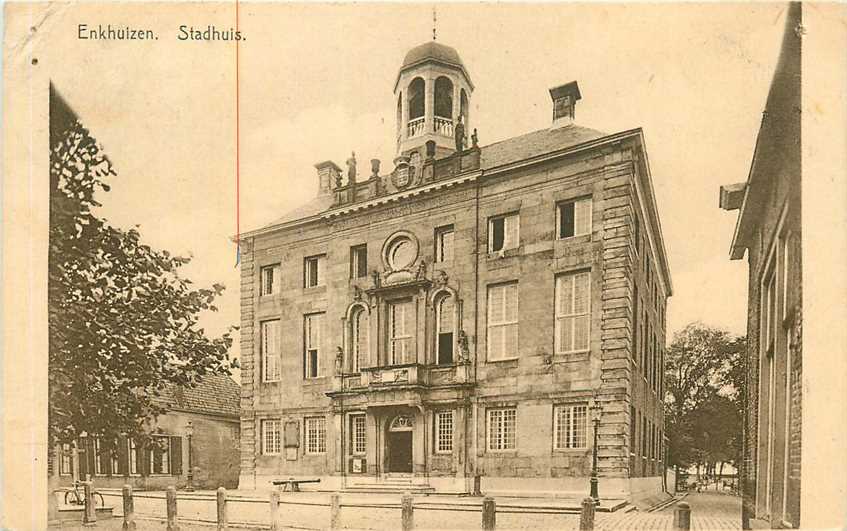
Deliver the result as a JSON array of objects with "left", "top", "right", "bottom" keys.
[
  {"left": 549, "top": 81, "right": 581, "bottom": 129},
  {"left": 314, "top": 161, "right": 342, "bottom": 195}
]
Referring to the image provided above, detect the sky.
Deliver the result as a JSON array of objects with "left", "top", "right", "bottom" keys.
[{"left": 42, "top": 2, "right": 789, "bottom": 367}]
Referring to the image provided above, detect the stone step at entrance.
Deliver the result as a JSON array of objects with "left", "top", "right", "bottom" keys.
[{"left": 344, "top": 476, "right": 435, "bottom": 494}]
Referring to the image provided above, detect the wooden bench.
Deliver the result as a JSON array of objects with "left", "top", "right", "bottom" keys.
[{"left": 273, "top": 478, "right": 321, "bottom": 492}]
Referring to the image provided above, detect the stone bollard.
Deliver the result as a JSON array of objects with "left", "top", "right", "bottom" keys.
[
  {"left": 122, "top": 485, "right": 136, "bottom": 530},
  {"left": 330, "top": 493, "right": 342, "bottom": 530},
  {"left": 270, "top": 491, "right": 281, "bottom": 531},
  {"left": 482, "top": 496, "right": 496, "bottom": 531},
  {"left": 83, "top": 481, "right": 97, "bottom": 526},
  {"left": 217, "top": 487, "right": 228, "bottom": 531},
  {"left": 673, "top": 501, "right": 691, "bottom": 530},
  {"left": 579, "top": 497, "right": 595, "bottom": 531},
  {"left": 166, "top": 486, "right": 180, "bottom": 531},
  {"left": 401, "top": 492, "right": 414, "bottom": 531}
]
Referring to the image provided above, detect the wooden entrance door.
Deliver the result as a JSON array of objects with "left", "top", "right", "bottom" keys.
[{"left": 388, "top": 431, "right": 412, "bottom": 473}]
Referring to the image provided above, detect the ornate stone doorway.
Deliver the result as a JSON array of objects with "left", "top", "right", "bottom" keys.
[{"left": 387, "top": 414, "right": 414, "bottom": 473}]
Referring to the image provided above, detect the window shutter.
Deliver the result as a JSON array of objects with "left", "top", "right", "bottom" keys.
[
  {"left": 99, "top": 443, "right": 111, "bottom": 476},
  {"left": 78, "top": 440, "right": 89, "bottom": 480},
  {"left": 117, "top": 436, "right": 129, "bottom": 476},
  {"left": 575, "top": 199, "right": 591, "bottom": 236},
  {"left": 505, "top": 215, "right": 519, "bottom": 249},
  {"left": 139, "top": 441, "right": 151, "bottom": 476},
  {"left": 170, "top": 436, "right": 183, "bottom": 476},
  {"left": 85, "top": 438, "right": 97, "bottom": 478}
]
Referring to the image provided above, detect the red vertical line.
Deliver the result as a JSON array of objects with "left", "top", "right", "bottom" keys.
[{"left": 235, "top": 0, "right": 241, "bottom": 263}]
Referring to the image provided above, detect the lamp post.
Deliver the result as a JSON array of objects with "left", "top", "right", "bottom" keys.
[
  {"left": 185, "top": 421, "right": 194, "bottom": 492},
  {"left": 589, "top": 402, "right": 603, "bottom": 503}
]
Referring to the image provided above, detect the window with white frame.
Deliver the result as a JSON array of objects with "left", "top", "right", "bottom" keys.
[
  {"left": 389, "top": 300, "right": 414, "bottom": 365},
  {"left": 487, "top": 408, "right": 516, "bottom": 451},
  {"left": 487, "top": 283, "right": 518, "bottom": 361},
  {"left": 555, "top": 271, "right": 591, "bottom": 353},
  {"left": 304, "top": 255, "right": 324, "bottom": 288},
  {"left": 60, "top": 443, "right": 72, "bottom": 475},
  {"left": 435, "top": 225, "right": 455, "bottom": 262},
  {"left": 554, "top": 404, "right": 588, "bottom": 450},
  {"left": 557, "top": 197, "right": 592, "bottom": 239},
  {"left": 488, "top": 213, "right": 519, "bottom": 253},
  {"left": 261, "top": 264, "right": 281, "bottom": 296},
  {"left": 262, "top": 419, "right": 281, "bottom": 455},
  {"left": 261, "top": 320, "right": 281, "bottom": 382},
  {"left": 350, "top": 245, "right": 368, "bottom": 279},
  {"left": 93, "top": 438, "right": 118, "bottom": 476},
  {"left": 435, "top": 411, "right": 454, "bottom": 453},
  {"left": 304, "top": 313, "right": 324, "bottom": 379},
  {"left": 305, "top": 417, "right": 327, "bottom": 454},
  {"left": 350, "top": 414, "right": 366, "bottom": 455},
  {"left": 350, "top": 307, "right": 369, "bottom": 373},
  {"left": 436, "top": 293, "right": 455, "bottom": 365},
  {"left": 129, "top": 438, "right": 140, "bottom": 475},
  {"left": 149, "top": 435, "right": 171, "bottom": 475}
]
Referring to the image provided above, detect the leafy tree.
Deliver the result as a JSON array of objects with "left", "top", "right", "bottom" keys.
[
  {"left": 48, "top": 116, "right": 237, "bottom": 450},
  {"left": 664, "top": 323, "right": 745, "bottom": 482}
]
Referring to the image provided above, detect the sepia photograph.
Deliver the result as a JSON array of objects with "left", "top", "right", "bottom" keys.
[{"left": 2, "top": 2, "right": 846, "bottom": 530}]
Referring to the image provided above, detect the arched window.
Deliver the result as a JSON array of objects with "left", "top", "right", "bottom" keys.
[
  {"left": 435, "top": 293, "right": 455, "bottom": 365},
  {"left": 434, "top": 77, "right": 454, "bottom": 119},
  {"left": 408, "top": 78, "right": 425, "bottom": 120},
  {"left": 460, "top": 89, "right": 469, "bottom": 124},
  {"left": 350, "top": 306, "right": 369, "bottom": 372}
]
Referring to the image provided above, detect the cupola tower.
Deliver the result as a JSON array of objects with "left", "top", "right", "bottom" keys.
[{"left": 394, "top": 41, "right": 473, "bottom": 157}]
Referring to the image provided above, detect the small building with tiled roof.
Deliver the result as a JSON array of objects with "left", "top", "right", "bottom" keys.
[
  {"left": 237, "top": 39, "right": 671, "bottom": 505},
  {"left": 51, "top": 375, "right": 241, "bottom": 492}
]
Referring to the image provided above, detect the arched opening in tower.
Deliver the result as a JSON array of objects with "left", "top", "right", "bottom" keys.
[{"left": 434, "top": 76, "right": 454, "bottom": 137}]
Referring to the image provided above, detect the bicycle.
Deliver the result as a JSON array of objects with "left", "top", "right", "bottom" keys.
[{"left": 64, "top": 480, "right": 105, "bottom": 507}]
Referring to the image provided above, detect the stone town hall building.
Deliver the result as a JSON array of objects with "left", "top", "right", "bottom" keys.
[{"left": 237, "top": 41, "right": 672, "bottom": 500}]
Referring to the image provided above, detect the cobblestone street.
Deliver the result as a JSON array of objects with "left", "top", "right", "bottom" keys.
[{"left": 50, "top": 491, "right": 744, "bottom": 531}]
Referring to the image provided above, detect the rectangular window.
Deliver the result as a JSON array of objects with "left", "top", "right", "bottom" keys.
[
  {"left": 350, "top": 245, "right": 368, "bottom": 279},
  {"left": 350, "top": 415, "right": 366, "bottom": 455},
  {"left": 762, "top": 264, "right": 776, "bottom": 355},
  {"left": 129, "top": 439, "right": 140, "bottom": 475},
  {"left": 487, "top": 408, "right": 517, "bottom": 451},
  {"left": 633, "top": 210, "right": 640, "bottom": 253},
  {"left": 60, "top": 443, "right": 72, "bottom": 476},
  {"left": 633, "top": 286, "right": 639, "bottom": 363},
  {"left": 149, "top": 435, "right": 171, "bottom": 475},
  {"left": 304, "top": 313, "right": 324, "bottom": 378},
  {"left": 555, "top": 271, "right": 591, "bottom": 353},
  {"left": 304, "top": 255, "right": 324, "bottom": 288},
  {"left": 554, "top": 404, "right": 588, "bottom": 450},
  {"left": 435, "top": 411, "right": 454, "bottom": 453},
  {"left": 389, "top": 300, "right": 414, "bottom": 365},
  {"left": 435, "top": 225, "right": 455, "bottom": 263},
  {"left": 262, "top": 419, "right": 281, "bottom": 455},
  {"left": 488, "top": 213, "right": 519, "bottom": 253},
  {"left": 436, "top": 295, "right": 455, "bottom": 365},
  {"left": 260, "top": 264, "right": 281, "bottom": 296},
  {"left": 630, "top": 406, "right": 637, "bottom": 456},
  {"left": 487, "top": 283, "right": 518, "bottom": 361},
  {"left": 557, "top": 197, "right": 592, "bottom": 239},
  {"left": 262, "top": 320, "right": 281, "bottom": 382},
  {"left": 305, "top": 417, "right": 327, "bottom": 454}
]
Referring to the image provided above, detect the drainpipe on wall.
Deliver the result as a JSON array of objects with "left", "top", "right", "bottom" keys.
[{"left": 471, "top": 171, "right": 483, "bottom": 494}]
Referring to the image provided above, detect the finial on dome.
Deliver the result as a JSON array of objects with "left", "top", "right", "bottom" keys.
[{"left": 432, "top": 6, "right": 437, "bottom": 41}]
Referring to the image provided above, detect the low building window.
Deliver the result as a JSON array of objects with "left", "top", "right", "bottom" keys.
[
  {"left": 488, "top": 213, "right": 519, "bottom": 253},
  {"left": 557, "top": 197, "right": 592, "bottom": 239},
  {"left": 129, "top": 438, "right": 140, "bottom": 475},
  {"left": 435, "top": 411, "right": 454, "bottom": 453},
  {"left": 487, "top": 408, "right": 516, "bottom": 451},
  {"left": 149, "top": 435, "right": 171, "bottom": 475},
  {"left": 304, "top": 313, "right": 324, "bottom": 379},
  {"left": 262, "top": 419, "right": 281, "bottom": 455},
  {"left": 435, "top": 225, "right": 454, "bottom": 262},
  {"left": 350, "top": 245, "right": 368, "bottom": 279},
  {"left": 305, "top": 417, "right": 327, "bottom": 454},
  {"left": 304, "top": 255, "right": 324, "bottom": 288},
  {"left": 555, "top": 271, "right": 591, "bottom": 353},
  {"left": 350, "top": 414, "right": 366, "bottom": 455},
  {"left": 261, "top": 264, "right": 281, "bottom": 296},
  {"left": 59, "top": 443, "right": 73, "bottom": 476},
  {"left": 554, "top": 404, "right": 588, "bottom": 450}
]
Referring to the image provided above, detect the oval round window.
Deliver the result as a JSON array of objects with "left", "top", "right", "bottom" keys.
[{"left": 389, "top": 238, "right": 416, "bottom": 270}]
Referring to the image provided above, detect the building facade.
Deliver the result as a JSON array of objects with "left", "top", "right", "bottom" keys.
[
  {"left": 719, "top": 3, "right": 802, "bottom": 528},
  {"left": 50, "top": 375, "right": 241, "bottom": 492},
  {"left": 238, "top": 42, "right": 672, "bottom": 500}
]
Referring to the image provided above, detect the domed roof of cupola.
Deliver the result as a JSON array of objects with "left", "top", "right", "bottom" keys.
[{"left": 401, "top": 41, "right": 464, "bottom": 69}]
